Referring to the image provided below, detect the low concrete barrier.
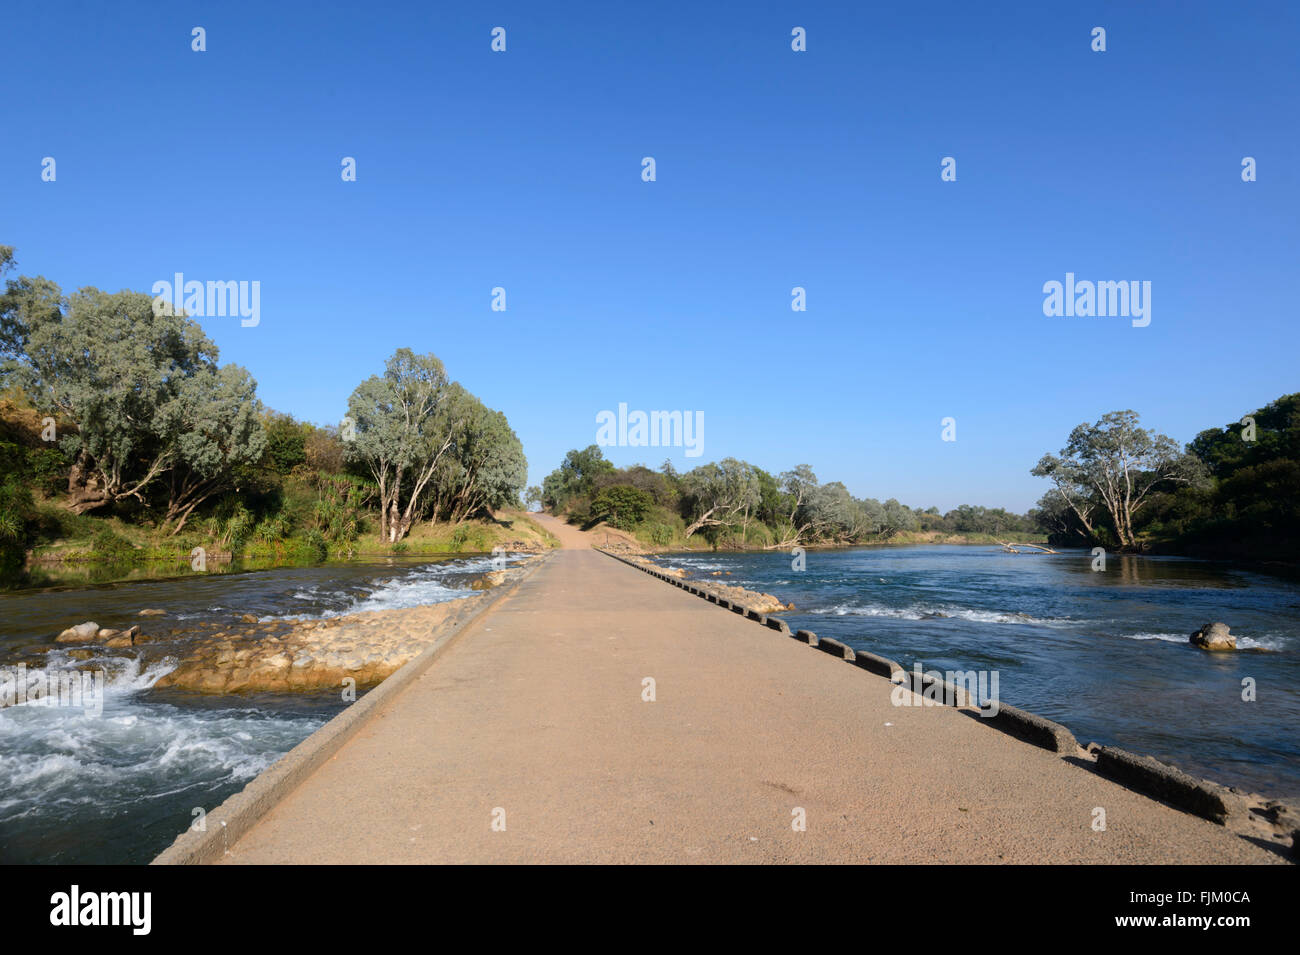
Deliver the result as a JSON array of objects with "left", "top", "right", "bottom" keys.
[
  {"left": 793, "top": 629, "right": 818, "bottom": 646},
  {"left": 152, "top": 553, "right": 552, "bottom": 865},
  {"left": 814, "top": 636, "right": 853, "bottom": 660},
  {"left": 851, "top": 650, "right": 903, "bottom": 679},
  {"left": 901, "top": 669, "right": 978, "bottom": 708},
  {"left": 747, "top": 609, "right": 766, "bottom": 624},
  {"left": 765, "top": 617, "right": 790, "bottom": 634},
  {"left": 1094, "top": 745, "right": 1238, "bottom": 824},
  {"left": 982, "top": 703, "right": 1078, "bottom": 755}
]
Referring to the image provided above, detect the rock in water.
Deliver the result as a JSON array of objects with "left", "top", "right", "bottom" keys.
[
  {"left": 56, "top": 622, "right": 100, "bottom": 643},
  {"left": 470, "top": 570, "right": 507, "bottom": 591},
  {"left": 1190, "top": 622, "right": 1236, "bottom": 652},
  {"left": 137, "top": 608, "right": 167, "bottom": 616},
  {"left": 101, "top": 626, "right": 141, "bottom": 648}
]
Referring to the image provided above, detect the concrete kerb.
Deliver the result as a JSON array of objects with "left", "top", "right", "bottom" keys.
[
  {"left": 902, "top": 669, "right": 979, "bottom": 709},
  {"left": 852, "top": 649, "right": 903, "bottom": 680},
  {"left": 980, "top": 703, "right": 1079, "bottom": 755},
  {"left": 793, "top": 629, "right": 818, "bottom": 646},
  {"left": 151, "top": 551, "right": 553, "bottom": 865},
  {"left": 1093, "top": 745, "right": 1239, "bottom": 824},
  {"left": 814, "top": 635, "right": 853, "bottom": 660}
]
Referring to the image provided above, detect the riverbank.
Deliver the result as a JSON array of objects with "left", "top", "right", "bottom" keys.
[
  {"left": 551, "top": 514, "right": 1049, "bottom": 555},
  {"left": 8, "top": 509, "right": 558, "bottom": 590}
]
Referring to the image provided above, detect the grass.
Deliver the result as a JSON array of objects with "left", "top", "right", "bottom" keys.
[{"left": 22, "top": 493, "right": 558, "bottom": 580}]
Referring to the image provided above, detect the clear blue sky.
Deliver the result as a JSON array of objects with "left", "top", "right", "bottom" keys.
[{"left": 4, "top": 1, "right": 1296, "bottom": 512}]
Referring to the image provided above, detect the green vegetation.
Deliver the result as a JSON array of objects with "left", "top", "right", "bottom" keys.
[
  {"left": 0, "top": 246, "right": 540, "bottom": 587},
  {"left": 1035, "top": 396, "right": 1300, "bottom": 560},
  {"left": 539, "top": 446, "right": 1041, "bottom": 550}
]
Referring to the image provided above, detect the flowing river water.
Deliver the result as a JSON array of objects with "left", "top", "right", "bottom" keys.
[
  {"left": 0, "top": 554, "right": 515, "bottom": 864},
  {"left": 648, "top": 545, "right": 1300, "bottom": 802}
]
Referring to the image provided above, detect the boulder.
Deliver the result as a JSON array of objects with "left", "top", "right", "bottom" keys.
[
  {"left": 470, "top": 570, "right": 507, "bottom": 591},
  {"left": 102, "top": 626, "right": 141, "bottom": 648},
  {"left": 137, "top": 608, "right": 167, "bottom": 617},
  {"left": 1190, "top": 622, "right": 1236, "bottom": 652},
  {"left": 56, "top": 622, "right": 100, "bottom": 643}
]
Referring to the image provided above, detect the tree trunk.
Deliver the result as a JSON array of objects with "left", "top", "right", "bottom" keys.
[{"left": 65, "top": 458, "right": 111, "bottom": 514}]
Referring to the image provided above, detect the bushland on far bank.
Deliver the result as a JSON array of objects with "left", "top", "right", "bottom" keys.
[
  {"left": 0, "top": 246, "right": 539, "bottom": 586},
  {"left": 534, "top": 447, "right": 1040, "bottom": 551}
]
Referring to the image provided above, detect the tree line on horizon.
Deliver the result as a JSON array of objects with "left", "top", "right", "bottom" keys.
[
  {"left": 538, "top": 394, "right": 1300, "bottom": 560},
  {"left": 534, "top": 448, "right": 1038, "bottom": 549},
  {"left": 0, "top": 246, "right": 528, "bottom": 581}
]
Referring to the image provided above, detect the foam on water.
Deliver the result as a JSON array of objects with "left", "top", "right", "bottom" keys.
[
  {"left": 1122, "top": 632, "right": 1186, "bottom": 643},
  {"left": 0, "top": 650, "right": 321, "bottom": 836},
  {"left": 807, "top": 602, "right": 1064, "bottom": 625},
  {"left": 262, "top": 553, "right": 521, "bottom": 621},
  {"left": 1120, "top": 631, "right": 1285, "bottom": 650}
]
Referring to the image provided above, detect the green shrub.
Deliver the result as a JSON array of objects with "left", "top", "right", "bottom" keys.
[
  {"left": 204, "top": 499, "right": 255, "bottom": 552},
  {"left": 641, "top": 521, "right": 674, "bottom": 546},
  {"left": 590, "top": 484, "right": 652, "bottom": 530},
  {"left": 25, "top": 446, "right": 66, "bottom": 495},
  {"left": 90, "top": 528, "right": 136, "bottom": 561},
  {"left": 311, "top": 529, "right": 331, "bottom": 560}
]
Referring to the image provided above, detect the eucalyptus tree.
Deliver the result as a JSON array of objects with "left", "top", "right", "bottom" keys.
[
  {"left": 880, "top": 498, "right": 917, "bottom": 536},
  {"left": 680, "top": 457, "right": 759, "bottom": 538},
  {"left": 1033, "top": 410, "right": 1204, "bottom": 549},
  {"left": 432, "top": 386, "right": 527, "bottom": 523},
  {"left": 345, "top": 349, "right": 462, "bottom": 542},
  {"left": 160, "top": 364, "right": 268, "bottom": 534},
  {"left": 771, "top": 464, "right": 823, "bottom": 546},
  {"left": 3, "top": 275, "right": 264, "bottom": 516}
]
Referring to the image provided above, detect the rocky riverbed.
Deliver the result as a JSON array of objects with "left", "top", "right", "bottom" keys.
[{"left": 40, "top": 556, "right": 540, "bottom": 695}]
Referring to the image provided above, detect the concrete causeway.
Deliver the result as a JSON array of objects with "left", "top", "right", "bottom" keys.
[{"left": 212, "top": 516, "right": 1284, "bottom": 864}]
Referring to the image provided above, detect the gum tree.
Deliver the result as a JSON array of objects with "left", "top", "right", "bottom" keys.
[
  {"left": 1033, "top": 410, "right": 1205, "bottom": 550},
  {"left": 345, "top": 349, "right": 461, "bottom": 542},
  {"left": 160, "top": 364, "right": 268, "bottom": 534},
  {"left": 2, "top": 268, "right": 264, "bottom": 516},
  {"left": 680, "top": 458, "right": 759, "bottom": 538}
]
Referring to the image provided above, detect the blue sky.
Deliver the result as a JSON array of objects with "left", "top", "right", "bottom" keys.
[{"left": 4, "top": 0, "right": 1296, "bottom": 512}]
